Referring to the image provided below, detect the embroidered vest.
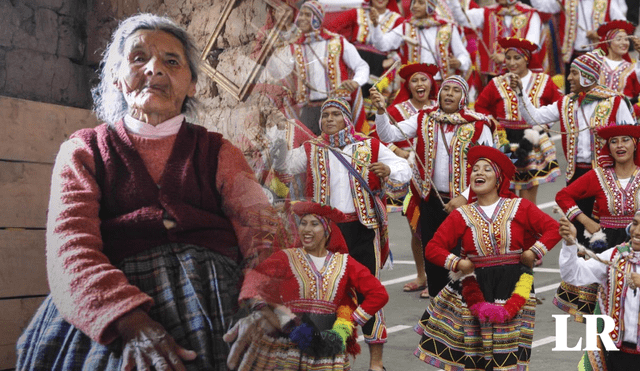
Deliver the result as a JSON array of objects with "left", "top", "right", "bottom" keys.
[
  {"left": 304, "top": 139, "right": 383, "bottom": 228},
  {"left": 291, "top": 32, "right": 351, "bottom": 104},
  {"left": 402, "top": 22, "right": 453, "bottom": 78},
  {"left": 600, "top": 245, "right": 640, "bottom": 351},
  {"left": 458, "top": 198, "right": 522, "bottom": 258},
  {"left": 558, "top": 93, "right": 620, "bottom": 181},
  {"left": 560, "top": 0, "right": 610, "bottom": 63},
  {"left": 356, "top": 8, "right": 401, "bottom": 45},
  {"left": 412, "top": 112, "right": 485, "bottom": 199},
  {"left": 595, "top": 167, "right": 640, "bottom": 220},
  {"left": 285, "top": 249, "right": 348, "bottom": 312},
  {"left": 480, "top": 3, "right": 535, "bottom": 75},
  {"left": 600, "top": 60, "right": 635, "bottom": 93},
  {"left": 494, "top": 73, "right": 548, "bottom": 126}
]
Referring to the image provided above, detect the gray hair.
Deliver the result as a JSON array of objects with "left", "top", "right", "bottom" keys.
[{"left": 92, "top": 14, "right": 202, "bottom": 125}]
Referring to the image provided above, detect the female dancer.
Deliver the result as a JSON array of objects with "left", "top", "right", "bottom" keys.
[
  {"left": 415, "top": 145, "right": 561, "bottom": 370},
  {"left": 554, "top": 123, "right": 640, "bottom": 321},
  {"left": 382, "top": 62, "right": 438, "bottom": 297},
  {"left": 224, "top": 201, "right": 389, "bottom": 370},
  {"left": 597, "top": 20, "right": 636, "bottom": 93},
  {"left": 475, "top": 37, "right": 562, "bottom": 204}
]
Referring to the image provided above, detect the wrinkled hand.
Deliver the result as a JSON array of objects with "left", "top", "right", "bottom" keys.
[
  {"left": 457, "top": 258, "right": 475, "bottom": 275},
  {"left": 586, "top": 30, "right": 600, "bottom": 43},
  {"left": 340, "top": 79, "right": 360, "bottom": 93},
  {"left": 448, "top": 55, "right": 461, "bottom": 70},
  {"left": 520, "top": 249, "right": 537, "bottom": 268},
  {"left": 223, "top": 305, "right": 295, "bottom": 370},
  {"left": 116, "top": 309, "right": 197, "bottom": 371},
  {"left": 369, "top": 162, "right": 391, "bottom": 178},
  {"left": 490, "top": 52, "right": 505, "bottom": 64},
  {"left": 369, "top": 87, "right": 387, "bottom": 114},
  {"left": 444, "top": 195, "right": 467, "bottom": 213},
  {"left": 559, "top": 217, "right": 577, "bottom": 244},
  {"left": 370, "top": 7, "right": 380, "bottom": 27}
]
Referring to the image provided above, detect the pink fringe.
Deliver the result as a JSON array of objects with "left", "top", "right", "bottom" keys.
[{"left": 469, "top": 302, "right": 511, "bottom": 324}]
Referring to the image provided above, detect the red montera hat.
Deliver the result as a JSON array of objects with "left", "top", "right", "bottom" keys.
[
  {"left": 596, "top": 122, "right": 640, "bottom": 167},
  {"left": 292, "top": 201, "right": 348, "bottom": 223},
  {"left": 398, "top": 63, "right": 439, "bottom": 81},
  {"left": 466, "top": 145, "right": 517, "bottom": 200},
  {"left": 597, "top": 20, "right": 636, "bottom": 40},
  {"left": 597, "top": 20, "right": 635, "bottom": 62},
  {"left": 498, "top": 37, "right": 537, "bottom": 63}
]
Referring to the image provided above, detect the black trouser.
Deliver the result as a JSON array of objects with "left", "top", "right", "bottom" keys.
[
  {"left": 357, "top": 49, "right": 386, "bottom": 99},
  {"left": 606, "top": 345, "right": 640, "bottom": 370},
  {"left": 419, "top": 191, "right": 461, "bottom": 298},
  {"left": 567, "top": 166, "right": 595, "bottom": 246},
  {"left": 337, "top": 221, "right": 379, "bottom": 337}
]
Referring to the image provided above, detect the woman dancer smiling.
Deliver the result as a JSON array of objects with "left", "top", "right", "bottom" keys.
[{"left": 414, "top": 145, "right": 561, "bottom": 370}]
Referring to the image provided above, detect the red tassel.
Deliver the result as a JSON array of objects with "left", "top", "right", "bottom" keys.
[
  {"left": 346, "top": 328, "right": 361, "bottom": 356},
  {"left": 504, "top": 294, "right": 527, "bottom": 318}
]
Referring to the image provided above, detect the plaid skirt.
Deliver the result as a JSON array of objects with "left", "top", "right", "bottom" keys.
[
  {"left": 16, "top": 243, "right": 241, "bottom": 371},
  {"left": 415, "top": 264, "right": 536, "bottom": 371}
]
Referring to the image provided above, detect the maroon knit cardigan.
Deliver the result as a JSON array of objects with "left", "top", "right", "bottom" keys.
[{"left": 71, "top": 120, "right": 239, "bottom": 264}]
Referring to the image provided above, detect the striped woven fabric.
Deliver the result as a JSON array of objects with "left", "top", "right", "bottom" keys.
[
  {"left": 415, "top": 264, "right": 536, "bottom": 370},
  {"left": 17, "top": 243, "right": 241, "bottom": 371}
]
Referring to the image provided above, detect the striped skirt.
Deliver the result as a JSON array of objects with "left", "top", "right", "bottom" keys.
[
  {"left": 16, "top": 243, "right": 241, "bottom": 371},
  {"left": 415, "top": 264, "right": 536, "bottom": 371}
]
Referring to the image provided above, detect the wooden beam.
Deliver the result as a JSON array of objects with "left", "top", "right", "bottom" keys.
[
  {"left": 0, "top": 96, "right": 98, "bottom": 164},
  {"left": 0, "top": 230, "right": 48, "bottom": 298},
  {"left": 0, "top": 297, "right": 46, "bottom": 370},
  {"left": 0, "top": 161, "right": 52, "bottom": 228}
]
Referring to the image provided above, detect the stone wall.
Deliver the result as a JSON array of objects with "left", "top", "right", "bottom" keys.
[{"left": 0, "top": 0, "right": 93, "bottom": 108}]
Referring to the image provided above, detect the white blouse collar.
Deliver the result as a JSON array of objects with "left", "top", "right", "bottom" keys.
[{"left": 123, "top": 114, "right": 185, "bottom": 138}]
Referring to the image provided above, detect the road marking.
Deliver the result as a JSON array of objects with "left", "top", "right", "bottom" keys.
[
  {"left": 537, "top": 201, "right": 557, "bottom": 210},
  {"left": 536, "top": 282, "right": 560, "bottom": 293},
  {"left": 533, "top": 267, "right": 561, "bottom": 273},
  {"left": 381, "top": 274, "right": 417, "bottom": 286},
  {"left": 532, "top": 336, "right": 556, "bottom": 348},
  {"left": 357, "top": 325, "right": 412, "bottom": 342},
  {"left": 393, "top": 260, "right": 417, "bottom": 265}
]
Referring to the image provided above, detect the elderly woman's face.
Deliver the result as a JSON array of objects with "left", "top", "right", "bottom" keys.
[{"left": 115, "top": 30, "right": 196, "bottom": 123}]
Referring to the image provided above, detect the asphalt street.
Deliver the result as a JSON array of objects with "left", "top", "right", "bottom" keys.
[{"left": 351, "top": 132, "right": 593, "bottom": 370}]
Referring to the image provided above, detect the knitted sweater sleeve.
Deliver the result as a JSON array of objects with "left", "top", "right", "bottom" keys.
[
  {"left": 46, "top": 137, "right": 154, "bottom": 345},
  {"left": 216, "top": 139, "right": 277, "bottom": 298}
]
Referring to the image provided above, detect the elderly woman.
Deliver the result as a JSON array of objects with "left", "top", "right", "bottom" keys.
[
  {"left": 224, "top": 201, "right": 389, "bottom": 370},
  {"left": 371, "top": 76, "right": 494, "bottom": 299},
  {"left": 415, "top": 145, "right": 561, "bottom": 370},
  {"left": 16, "top": 14, "right": 276, "bottom": 371}
]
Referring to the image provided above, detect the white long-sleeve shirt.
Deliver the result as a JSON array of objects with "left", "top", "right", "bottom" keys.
[
  {"left": 371, "top": 23, "right": 471, "bottom": 79},
  {"left": 374, "top": 112, "right": 492, "bottom": 195},
  {"left": 518, "top": 93, "right": 634, "bottom": 163},
  {"left": 271, "top": 132, "right": 411, "bottom": 213},
  {"left": 266, "top": 37, "right": 370, "bottom": 101},
  {"left": 448, "top": 0, "right": 542, "bottom": 46},
  {"left": 530, "top": 0, "right": 626, "bottom": 53},
  {"left": 559, "top": 242, "right": 639, "bottom": 343}
]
